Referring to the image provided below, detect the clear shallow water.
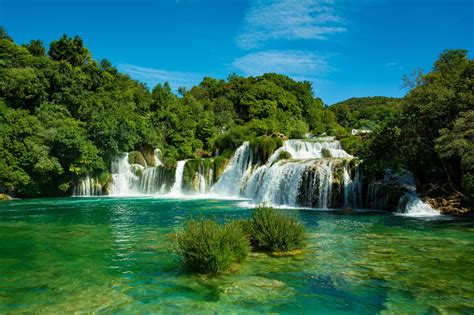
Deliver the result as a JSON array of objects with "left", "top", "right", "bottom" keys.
[{"left": 0, "top": 197, "right": 473, "bottom": 314}]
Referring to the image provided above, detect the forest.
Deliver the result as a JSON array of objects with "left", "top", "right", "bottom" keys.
[{"left": 0, "top": 28, "right": 472, "bottom": 211}]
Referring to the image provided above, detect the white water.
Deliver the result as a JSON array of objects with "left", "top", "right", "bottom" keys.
[
  {"left": 110, "top": 153, "right": 139, "bottom": 196},
  {"left": 211, "top": 139, "right": 360, "bottom": 209},
  {"left": 317, "top": 160, "right": 334, "bottom": 209},
  {"left": 343, "top": 164, "right": 362, "bottom": 208},
  {"left": 169, "top": 160, "right": 186, "bottom": 196},
  {"left": 73, "top": 175, "right": 101, "bottom": 196},
  {"left": 268, "top": 140, "right": 351, "bottom": 163},
  {"left": 211, "top": 142, "right": 253, "bottom": 197},
  {"left": 399, "top": 192, "right": 441, "bottom": 217}
]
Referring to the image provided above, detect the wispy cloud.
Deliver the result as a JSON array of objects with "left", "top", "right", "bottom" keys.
[
  {"left": 118, "top": 64, "right": 202, "bottom": 89},
  {"left": 384, "top": 62, "right": 404, "bottom": 70},
  {"left": 232, "top": 50, "right": 330, "bottom": 78},
  {"left": 237, "top": 0, "right": 346, "bottom": 49}
]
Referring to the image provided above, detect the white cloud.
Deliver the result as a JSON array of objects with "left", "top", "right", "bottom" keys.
[
  {"left": 118, "top": 64, "right": 202, "bottom": 89},
  {"left": 384, "top": 62, "right": 404, "bottom": 70},
  {"left": 232, "top": 50, "right": 330, "bottom": 78},
  {"left": 237, "top": 0, "right": 346, "bottom": 49}
]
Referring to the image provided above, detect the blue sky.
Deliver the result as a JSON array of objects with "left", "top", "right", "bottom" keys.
[{"left": 1, "top": 0, "right": 473, "bottom": 104}]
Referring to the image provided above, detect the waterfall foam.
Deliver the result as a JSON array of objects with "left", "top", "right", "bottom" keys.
[
  {"left": 169, "top": 160, "right": 187, "bottom": 196},
  {"left": 399, "top": 192, "right": 441, "bottom": 217},
  {"left": 110, "top": 153, "right": 140, "bottom": 196}
]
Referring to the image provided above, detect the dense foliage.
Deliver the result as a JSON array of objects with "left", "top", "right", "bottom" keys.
[
  {"left": 177, "top": 219, "right": 250, "bottom": 273},
  {"left": 330, "top": 96, "right": 402, "bottom": 130},
  {"left": 0, "top": 29, "right": 342, "bottom": 197},
  {"left": 362, "top": 50, "right": 473, "bottom": 208}
]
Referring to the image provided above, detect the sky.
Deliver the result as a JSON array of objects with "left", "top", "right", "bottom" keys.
[{"left": 1, "top": 0, "right": 473, "bottom": 104}]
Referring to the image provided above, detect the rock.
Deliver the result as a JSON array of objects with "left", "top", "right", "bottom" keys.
[
  {"left": 140, "top": 146, "right": 156, "bottom": 167},
  {"left": 128, "top": 151, "right": 147, "bottom": 167},
  {"left": 0, "top": 194, "right": 12, "bottom": 200},
  {"left": 427, "top": 194, "right": 470, "bottom": 216}
]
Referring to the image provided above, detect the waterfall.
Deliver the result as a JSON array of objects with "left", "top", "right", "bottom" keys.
[
  {"left": 169, "top": 160, "right": 187, "bottom": 195},
  {"left": 110, "top": 153, "right": 139, "bottom": 196},
  {"left": 399, "top": 192, "right": 440, "bottom": 217},
  {"left": 197, "top": 173, "right": 206, "bottom": 194},
  {"left": 211, "top": 142, "right": 253, "bottom": 196},
  {"left": 140, "top": 167, "right": 159, "bottom": 195},
  {"left": 211, "top": 139, "right": 359, "bottom": 208},
  {"left": 73, "top": 175, "right": 101, "bottom": 196},
  {"left": 343, "top": 164, "right": 362, "bottom": 209},
  {"left": 242, "top": 160, "right": 314, "bottom": 206},
  {"left": 318, "top": 160, "right": 334, "bottom": 209},
  {"left": 268, "top": 140, "right": 351, "bottom": 162}
]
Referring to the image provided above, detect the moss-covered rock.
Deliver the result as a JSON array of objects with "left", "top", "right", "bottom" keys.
[
  {"left": 128, "top": 151, "right": 147, "bottom": 167},
  {"left": 213, "top": 156, "right": 228, "bottom": 181},
  {"left": 140, "top": 146, "right": 157, "bottom": 167},
  {"left": 130, "top": 164, "right": 144, "bottom": 177},
  {"left": 321, "top": 148, "right": 332, "bottom": 158},
  {"left": 97, "top": 170, "right": 111, "bottom": 186},
  {"left": 250, "top": 136, "right": 283, "bottom": 165},
  {"left": 0, "top": 193, "right": 12, "bottom": 200},
  {"left": 277, "top": 150, "right": 292, "bottom": 161}
]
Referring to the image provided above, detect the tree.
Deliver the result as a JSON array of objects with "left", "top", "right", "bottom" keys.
[
  {"left": 24, "top": 39, "right": 45, "bottom": 57},
  {"left": 48, "top": 34, "right": 91, "bottom": 66}
]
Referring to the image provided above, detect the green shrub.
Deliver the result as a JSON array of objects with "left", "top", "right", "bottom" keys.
[
  {"left": 177, "top": 219, "right": 250, "bottom": 273},
  {"left": 340, "top": 136, "right": 365, "bottom": 156},
  {"left": 249, "top": 207, "right": 305, "bottom": 252},
  {"left": 321, "top": 148, "right": 332, "bottom": 158},
  {"left": 277, "top": 150, "right": 292, "bottom": 161}
]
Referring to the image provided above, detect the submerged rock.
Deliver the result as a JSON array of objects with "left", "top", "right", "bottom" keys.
[{"left": 219, "top": 276, "right": 294, "bottom": 304}]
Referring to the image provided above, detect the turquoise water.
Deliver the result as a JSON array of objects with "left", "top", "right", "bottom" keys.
[{"left": 0, "top": 197, "right": 473, "bottom": 313}]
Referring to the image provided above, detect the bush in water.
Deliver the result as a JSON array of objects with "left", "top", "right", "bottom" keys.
[
  {"left": 249, "top": 206, "right": 305, "bottom": 252},
  {"left": 177, "top": 219, "right": 250, "bottom": 273}
]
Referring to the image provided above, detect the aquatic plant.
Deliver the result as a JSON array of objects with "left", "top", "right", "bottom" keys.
[
  {"left": 177, "top": 219, "right": 250, "bottom": 273},
  {"left": 249, "top": 206, "right": 305, "bottom": 252}
]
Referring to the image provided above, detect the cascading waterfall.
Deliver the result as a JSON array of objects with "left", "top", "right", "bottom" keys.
[
  {"left": 211, "top": 142, "right": 253, "bottom": 197},
  {"left": 317, "top": 160, "right": 334, "bottom": 209},
  {"left": 269, "top": 139, "right": 351, "bottom": 162},
  {"left": 138, "top": 150, "right": 164, "bottom": 194},
  {"left": 169, "top": 160, "right": 187, "bottom": 195},
  {"left": 73, "top": 139, "right": 438, "bottom": 215},
  {"left": 73, "top": 175, "right": 101, "bottom": 196},
  {"left": 110, "top": 153, "right": 140, "bottom": 196},
  {"left": 213, "top": 139, "right": 361, "bottom": 209},
  {"left": 343, "top": 164, "right": 362, "bottom": 208}
]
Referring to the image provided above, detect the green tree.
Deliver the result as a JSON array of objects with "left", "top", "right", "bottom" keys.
[{"left": 48, "top": 34, "right": 91, "bottom": 66}]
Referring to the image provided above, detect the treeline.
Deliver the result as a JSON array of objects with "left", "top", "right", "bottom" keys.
[
  {"left": 0, "top": 28, "right": 472, "bottom": 210},
  {"left": 0, "top": 29, "right": 347, "bottom": 197}
]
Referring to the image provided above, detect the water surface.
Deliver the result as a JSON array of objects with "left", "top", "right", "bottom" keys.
[{"left": 0, "top": 197, "right": 473, "bottom": 313}]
